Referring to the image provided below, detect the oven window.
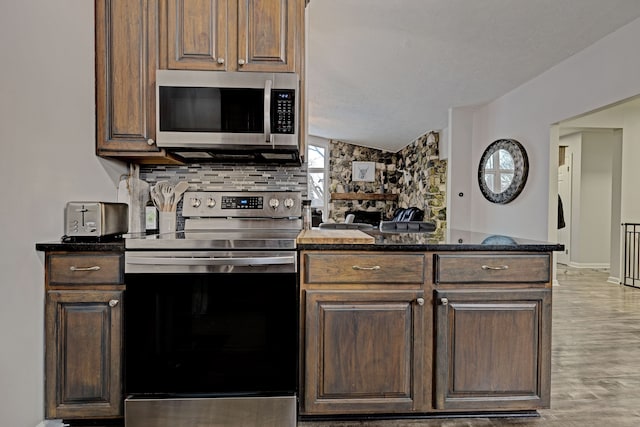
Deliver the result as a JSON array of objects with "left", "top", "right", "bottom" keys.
[
  {"left": 159, "top": 87, "right": 264, "bottom": 133},
  {"left": 124, "top": 273, "right": 297, "bottom": 396}
]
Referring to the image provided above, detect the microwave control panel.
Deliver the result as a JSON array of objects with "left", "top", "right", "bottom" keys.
[{"left": 272, "top": 90, "right": 295, "bottom": 134}]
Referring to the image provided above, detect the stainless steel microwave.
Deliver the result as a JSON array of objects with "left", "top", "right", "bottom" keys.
[{"left": 155, "top": 70, "right": 299, "bottom": 163}]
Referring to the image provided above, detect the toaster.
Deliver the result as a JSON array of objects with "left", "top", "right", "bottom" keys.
[{"left": 64, "top": 202, "right": 128, "bottom": 239}]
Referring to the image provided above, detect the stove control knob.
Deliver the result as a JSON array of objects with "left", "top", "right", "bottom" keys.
[
  {"left": 207, "top": 198, "right": 216, "bottom": 208},
  {"left": 283, "top": 198, "right": 295, "bottom": 209},
  {"left": 269, "top": 198, "right": 280, "bottom": 209},
  {"left": 191, "top": 198, "right": 201, "bottom": 208}
]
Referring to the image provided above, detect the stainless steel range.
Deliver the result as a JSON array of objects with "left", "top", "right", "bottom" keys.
[{"left": 124, "top": 191, "right": 302, "bottom": 427}]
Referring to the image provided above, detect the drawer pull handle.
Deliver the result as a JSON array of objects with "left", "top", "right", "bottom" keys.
[
  {"left": 69, "top": 265, "right": 101, "bottom": 272},
  {"left": 352, "top": 265, "right": 381, "bottom": 271},
  {"left": 109, "top": 299, "right": 119, "bottom": 307},
  {"left": 481, "top": 264, "right": 509, "bottom": 271}
]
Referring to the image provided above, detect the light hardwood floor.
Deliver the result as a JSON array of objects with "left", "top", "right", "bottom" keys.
[{"left": 299, "top": 265, "right": 640, "bottom": 427}]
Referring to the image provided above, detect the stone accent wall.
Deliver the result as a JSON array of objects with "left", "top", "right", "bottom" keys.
[
  {"left": 328, "top": 143, "right": 400, "bottom": 222},
  {"left": 397, "top": 132, "right": 447, "bottom": 230},
  {"left": 328, "top": 132, "right": 447, "bottom": 231}
]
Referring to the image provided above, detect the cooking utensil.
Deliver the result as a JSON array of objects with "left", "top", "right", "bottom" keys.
[
  {"left": 171, "top": 181, "right": 190, "bottom": 210},
  {"left": 117, "top": 166, "right": 150, "bottom": 233},
  {"left": 129, "top": 176, "right": 150, "bottom": 233},
  {"left": 150, "top": 182, "right": 168, "bottom": 212},
  {"left": 161, "top": 184, "right": 174, "bottom": 207},
  {"left": 153, "top": 181, "right": 167, "bottom": 211},
  {"left": 150, "top": 188, "right": 163, "bottom": 212},
  {"left": 158, "top": 182, "right": 175, "bottom": 211}
]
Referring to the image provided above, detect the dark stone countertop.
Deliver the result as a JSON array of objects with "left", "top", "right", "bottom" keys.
[
  {"left": 35, "top": 237, "right": 125, "bottom": 252},
  {"left": 36, "top": 230, "right": 564, "bottom": 253},
  {"left": 297, "top": 228, "right": 564, "bottom": 252}
]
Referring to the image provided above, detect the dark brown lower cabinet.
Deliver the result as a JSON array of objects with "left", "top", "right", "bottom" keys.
[
  {"left": 434, "top": 288, "right": 551, "bottom": 411},
  {"left": 303, "top": 290, "right": 427, "bottom": 414},
  {"left": 45, "top": 290, "right": 123, "bottom": 419}
]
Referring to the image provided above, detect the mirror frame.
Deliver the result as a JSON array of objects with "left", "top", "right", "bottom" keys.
[{"left": 478, "top": 138, "right": 529, "bottom": 204}]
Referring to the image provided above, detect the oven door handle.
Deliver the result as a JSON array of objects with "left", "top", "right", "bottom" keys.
[{"left": 127, "top": 255, "right": 295, "bottom": 266}]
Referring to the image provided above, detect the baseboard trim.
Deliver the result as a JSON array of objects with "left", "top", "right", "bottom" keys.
[
  {"left": 36, "top": 421, "right": 67, "bottom": 427},
  {"left": 565, "top": 262, "right": 610, "bottom": 270}
]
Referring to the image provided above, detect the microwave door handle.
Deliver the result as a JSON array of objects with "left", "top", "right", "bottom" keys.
[{"left": 264, "top": 79, "right": 273, "bottom": 146}]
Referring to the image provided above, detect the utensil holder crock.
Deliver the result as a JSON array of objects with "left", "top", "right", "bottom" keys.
[{"left": 159, "top": 211, "right": 176, "bottom": 234}]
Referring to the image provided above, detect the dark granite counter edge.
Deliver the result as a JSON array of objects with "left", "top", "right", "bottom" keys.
[
  {"left": 298, "top": 228, "right": 564, "bottom": 252},
  {"left": 36, "top": 241, "right": 562, "bottom": 252},
  {"left": 36, "top": 241, "right": 125, "bottom": 252},
  {"left": 296, "top": 243, "right": 564, "bottom": 252}
]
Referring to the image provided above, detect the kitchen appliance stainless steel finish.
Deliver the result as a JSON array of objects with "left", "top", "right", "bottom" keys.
[
  {"left": 64, "top": 202, "right": 128, "bottom": 239},
  {"left": 124, "top": 191, "right": 301, "bottom": 427},
  {"left": 125, "top": 396, "right": 296, "bottom": 427},
  {"left": 155, "top": 70, "right": 299, "bottom": 163}
]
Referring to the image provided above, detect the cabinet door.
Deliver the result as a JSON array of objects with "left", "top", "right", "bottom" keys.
[
  {"left": 96, "top": 0, "right": 179, "bottom": 162},
  {"left": 166, "top": 0, "right": 228, "bottom": 70},
  {"left": 45, "top": 290, "right": 123, "bottom": 419},
  {"left": 303, "top": 290, "right": 426, "bottom": 414},
  {"left": 236, "top": 0, "right": 296, "bottom": 72},
  {"left": 434, "top": 289, "right": 551, "bottom": 411}
]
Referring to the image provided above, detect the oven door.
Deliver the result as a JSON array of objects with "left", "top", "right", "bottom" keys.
[{"left": 124, "top": 251, "right": 298, "bottom": 426}]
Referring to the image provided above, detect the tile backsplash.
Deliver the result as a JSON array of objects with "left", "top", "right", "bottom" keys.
[
  {"left": 140, "top": 163, "right": 308, "bottom": 192},
  {"left": 140, "top": 163, "right": 308, "bottom": 230}
]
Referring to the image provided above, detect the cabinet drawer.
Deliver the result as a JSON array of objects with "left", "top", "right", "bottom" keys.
[
  {"left": 48, "top": 253, "right": 123, "bottom": 285},
  {"left": 434, "top": 254, "right": 550, "bottom": 284},
  {"left": 304, "top": 253, "right": 425, "bottom": 284}
]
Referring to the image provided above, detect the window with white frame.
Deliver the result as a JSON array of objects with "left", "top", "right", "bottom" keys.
[
  {"left": 307, "top": 138, "right": 329, "bottom": 222},
  {"left": 483, "top": 148, "right": 515, "bottom": 193}
]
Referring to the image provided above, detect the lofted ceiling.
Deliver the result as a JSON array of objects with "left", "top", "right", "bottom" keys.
[{"left": 306, "top": 0, "right": 640, "bottom": 152}]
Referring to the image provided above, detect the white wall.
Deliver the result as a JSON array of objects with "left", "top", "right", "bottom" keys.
[
  {"left": 620, "top": 104, "right": 640, "bottom": 223},
  {"left": 609, "top": 130, "right": 623, "bottom": 280},
  {"left": 565, "top": 132, "right": 620, "bottom": 268},
  {"left": 449, "top": 16, "right": 640, "bottom": 242},
  {"left": 580, "top": 132, "right": 617, "bottom": 266},
  {"left": 0, "top": 2, "right": 126, "bottom": 426},
  {"left": 446, "top": 106, "right": 476, "bottom": 232}
]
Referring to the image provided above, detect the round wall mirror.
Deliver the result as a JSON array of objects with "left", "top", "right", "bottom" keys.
[{"left": 478, "top": 138, "right": 529, "bottom": 204}]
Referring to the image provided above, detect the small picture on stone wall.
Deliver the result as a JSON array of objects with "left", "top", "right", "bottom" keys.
[{"left": 352, "top": 161, "right": 375, "bottom": 182}]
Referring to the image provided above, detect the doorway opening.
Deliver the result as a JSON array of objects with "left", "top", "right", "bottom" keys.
[{"left": 554, "top": 95, "right": 640, "bottom": 283}]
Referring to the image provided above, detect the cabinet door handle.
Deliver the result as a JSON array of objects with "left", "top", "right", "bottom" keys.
[
  {"left": 481, "top": 264, "right": 509, "bottom": 270},
  {"left": 217, "top": 57, "right": 225, "bottom": 64},
  {"left": 109, "top": 299, "right": 119, "bottom": 307},
  {"left": 69, "top": 265, "right": 101, "bottom": 272},
  {"left": 238, "top": 58, "right": 246, "bottom": 66},
  {"left": 351, "top": 265, "right": 381, "bottom": 271},
  {"left": 416, "top": 297, "right": 425, "bottom": 306},
  {"left": 440, "top": 297, "right": 449, "bottom": 306}
]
